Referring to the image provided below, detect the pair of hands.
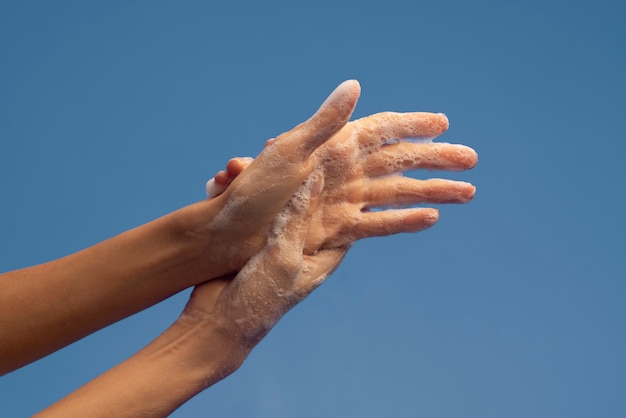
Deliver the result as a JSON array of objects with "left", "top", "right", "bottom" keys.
[
  {"left": 3, "top": 80, "right": 476, "bottom": 418},
  {"left": 184, "top": 80, "right": 477, "bottom": 357}
]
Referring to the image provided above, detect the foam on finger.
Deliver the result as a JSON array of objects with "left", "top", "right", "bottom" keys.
[
  {"left": 363, "top": 142, "right": 478, "bottom": 177},
  {"left": 279, "top": 80, "right": 361, "bottom": 161},
  {"left": 355, "top": 112, "right": 449, "bottom": 148},
  {"left": 206, "top": 178, "right": 227, "bottom": 198}
]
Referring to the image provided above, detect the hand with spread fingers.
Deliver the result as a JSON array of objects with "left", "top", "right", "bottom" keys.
[
  {"left": 299, "top": 109, "right": 477, "bottom": 252},
  {"left": 58, "top": 106, "right": 478, "bottom": 414},
  {"left": 206, "top": 84, "right": 477, "bottom": 255},
  {"left": 189, "top": 80, "right": 362, "bottom": 276},
  {"left": 0, "top": 81, "right": 361, "bottom": 376},
  {"left": 7, "top": 80, "right": 478, "bottom": 418}
]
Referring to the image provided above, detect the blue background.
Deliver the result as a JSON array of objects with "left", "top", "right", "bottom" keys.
[{"left": 1, "top": 1, "right": 624, "bottom": 416}]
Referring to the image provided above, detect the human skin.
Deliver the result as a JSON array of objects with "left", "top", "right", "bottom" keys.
[
  {"left": 211, "top": 110, "right": 477, "bottom": 254},
  {"left": 38, "top": 125, "right": 477, "bottom": 416},
  {"left": 0, "top": 80, "right": 477, "bottom": 376},
  {"left": 35, "top": 174, "right": 348, "bottom": 417},
  {"left": 0, "top": 81, "right": 357, "bottom": 375}
]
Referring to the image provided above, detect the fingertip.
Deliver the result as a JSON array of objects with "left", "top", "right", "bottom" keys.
[
  {"left": 448, "top": 180, "right": 477, "bottom": 203},
  {"left": 206, "top": 178, "right": 226, "bottom": 198},
  {"left": 466, "top": 183, "right": 477, "bottom": 202},
  {"left": 437, "top": 113, "right": 449, "bottom": 132},
  {"left": 464, "top": 146, "right": 478, "bottom": 169},
  {"left": 226, "top": 157, "right": 253, "bottom": 176},
  {"left": 214, "top": 170, "right": 229, "bottom": 185},
  {"left": 406, "top": 208, "right": 439, "bottom": 232},
  {"left": 320, "top": 79, "right": 361, "bottom": 116},
  {"left": 423, "top": 208, "right": 440, "bottom": 227},
  {"left": 334, "top": 79, "right": 361, "bottom": 110},
  {"left": 338, "top": 79, "right": 361, "bottom": 98},
  {"left": 425, "top": 113, "right": 448, "bottom": 137},
  {"left": 296, "top": 80, "right": 361, "bottom": 160},
  {"left": 439, "top": 144, "right": 478, "bottom": 170},
  {"left": 225, "top": 159, "right": 239, "bottom": 175},
  {"left": 205, "top": 178, "right": 215, "bottom": 197}
]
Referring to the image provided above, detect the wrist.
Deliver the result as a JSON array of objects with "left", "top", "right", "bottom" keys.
[
  {"left": 165, "top": 312, "right": 249, "bottom": 389},
  {"left": 169, "top": 197, "right": 236, "bottom": 283}
]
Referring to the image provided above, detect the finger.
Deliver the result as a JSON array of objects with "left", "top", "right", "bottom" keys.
[
  {"left": 355, "top": 112, "right": 449, "bottom": 146},
  {"left": 206, "top": 157, "right": 254, "bottom": 198},
  {"left": 363, "top": 177, "right": 476, "bottom": 207},
  {"left": 225, "top": 157, "right": 254, "bottom": 177},
  {"left": 296, "top": 246, "right": 350, "bottom": 297},
  {"left": 349, "top": 208, "right": 440, "bottom": 242},
  {"left": 272, "top": 80, "right": 361, "bottom": 162},
  {"left": 205, "top": 178, "right": 227, "bottom": 198},
  {"left": 214, "top": 170, "right": 230, "bottom": 185},
  {"left": 221, "top": 81, "right": 357, "bottom": 218},
  {"left": 363, "top": 142, "right": 478, "bottom": 176}
]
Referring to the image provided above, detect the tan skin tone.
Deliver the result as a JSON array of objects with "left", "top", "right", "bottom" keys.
[
  {"left": 38, "top": 141, "right": 475, "bottom": 416},
  {"left": 37, "top": 176, "right": 350, "bottom": 417},
  {"left": 212, "top": 116, "right": 476, "bottom": 253},
  {"left": 0, "top": 81, "right": 475, "bottom": 375},
  {"left": 2, "top": 81, "right": 477, "bottom": 416},
  {"left": 0, "top": 80, "right": 360, "bottom": 374}
]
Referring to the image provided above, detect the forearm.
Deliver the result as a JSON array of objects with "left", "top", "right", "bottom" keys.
[
  {"left": 35, "top": 316, "right": 245, "bottom": 418},
  {"left": 0, "top": 200, "right": 227, "bottom": 375}
]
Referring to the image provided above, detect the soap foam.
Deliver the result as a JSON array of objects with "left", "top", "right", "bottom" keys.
[{"left": 222, "top": 171, "right": 324, "bottom": 341}]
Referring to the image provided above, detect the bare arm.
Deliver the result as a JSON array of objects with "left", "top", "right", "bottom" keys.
[
  {"left": 0, "top": 81, "right": 361, "bottom": 375},
  {"left": 35, "top": 172, "right": 347, "bottom": 418},
  {"left": 33, "top": 302, "right": 241, "bottom": 418},
  {"left": 0, "top": 209, "right": 206, "bottom": 376},
  {"left": 36, "top": 107, "right": 479, "bottom": 417}
]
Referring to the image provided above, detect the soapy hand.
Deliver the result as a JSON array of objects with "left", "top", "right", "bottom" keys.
[
  {"left": 182, "top": 173, "right": 347, "bottom": 355},
  {"left": 195, "top": 81, "right": 360, "bottom": 274},
  {"left": 206, "top": 82, "right": 478, "bottom": 257},
  {"left": 300, "top": 109, "right": 477, "bottom": 253},
  {"left": 183, "top": 107, "right": 479, "bottom": 356}
]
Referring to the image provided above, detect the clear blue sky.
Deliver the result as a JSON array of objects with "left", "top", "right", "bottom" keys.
[{"left": 1, "top": 1, "right": 624, "bottom": 417}]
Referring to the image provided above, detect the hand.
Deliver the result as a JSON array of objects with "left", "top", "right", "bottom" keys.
[
  {"left": 184, "top": 97, "right": 481, "bottom": 357},
  {"left": 301, "top": 110, "right": 477, "bottom": 252},
  {"left": 32, "top": 175, "right": 345, "bottom": 418},
  {"left": 191, "top": 80, "right": 360, "bottom": 275},
  {"left": 205, "top": 84, "right": 478, "bottom": 256},
  {"left": 182, "top": 173, "right": 347, "bottom": 360}
]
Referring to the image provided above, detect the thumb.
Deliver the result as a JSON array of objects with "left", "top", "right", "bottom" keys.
[
  {"left": 296, "top": 246, "right": 350, "bottom": 297},
  {"left": 273, "top": 80, "right": 361, "bottom": 162}
]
